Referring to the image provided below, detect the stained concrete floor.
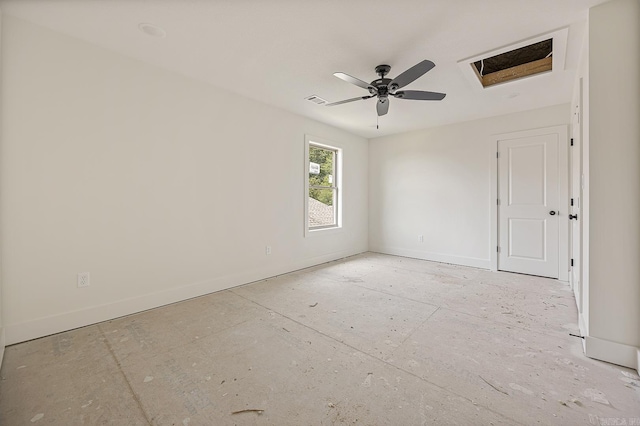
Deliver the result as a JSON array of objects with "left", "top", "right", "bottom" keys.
[{"left": 1, "top": 253, "right": 639, "bottom": 425}]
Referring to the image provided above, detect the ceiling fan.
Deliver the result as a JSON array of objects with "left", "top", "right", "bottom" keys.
[{"left": 326, "top": 60, "right": 446, "bottom": 116}]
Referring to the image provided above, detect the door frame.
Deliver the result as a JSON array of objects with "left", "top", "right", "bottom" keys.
[
  {"left": 490, "top": 125, "right": 570, "bottom": 281},
  {"left": 570, "top": 77, "right": 585, "bottom": 316}
]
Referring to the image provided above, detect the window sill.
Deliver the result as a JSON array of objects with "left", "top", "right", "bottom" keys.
[{"left": 307, "top": 226, "right": 343, "bottom": 238}]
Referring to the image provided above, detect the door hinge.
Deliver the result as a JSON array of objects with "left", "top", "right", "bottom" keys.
[
  {"left": 497, "top": 198, "right": 500, "bottom": 205},
  {"left": 571, "top": 258, "right": 574, "bottom": 267},
  {"left": 497, "top": 246, "right": 500, "bottom": 253},
  {"left": 571, "top": 138, "right": 574, "bottom": 146},
  {"left": 571, "top": 198, "right": 574, "bottom": 206},
  {"left": 496, "top": 152, "right": 499, "bottom": 158}
]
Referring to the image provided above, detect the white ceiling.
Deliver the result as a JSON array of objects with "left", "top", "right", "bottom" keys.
[{"left": 0, "top": 0, "right": 606, "bottom": 138}]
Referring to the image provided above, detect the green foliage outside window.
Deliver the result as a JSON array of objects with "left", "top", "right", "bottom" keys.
[{"left": 309, "top": 146, "right": 334, "bottom": 206}]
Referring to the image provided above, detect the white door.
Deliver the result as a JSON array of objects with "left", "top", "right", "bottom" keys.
[
  {"left": 498, "top": 133, "right": 560, "bottom": 278},
  {"left": 570, "top": 80, "right": 583, "bottom": 312}
]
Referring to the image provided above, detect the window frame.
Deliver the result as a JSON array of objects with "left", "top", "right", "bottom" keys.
[{"left": 304, "top": 135, "right": 342, "bottom": 236}]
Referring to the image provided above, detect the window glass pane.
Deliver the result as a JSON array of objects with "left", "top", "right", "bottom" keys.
[
  {"left": 308, "top": 188, "right": 335, "bottom": 227},
  {"left": 309, "top": 145, "right": 334, "bottom": 187}
]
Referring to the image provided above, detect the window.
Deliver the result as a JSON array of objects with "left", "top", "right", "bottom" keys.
[{"left": 306, "top": 139, "right": 340, "bottom": 231}]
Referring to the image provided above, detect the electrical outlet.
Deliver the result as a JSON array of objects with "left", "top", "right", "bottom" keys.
[
  {"left": 418, "top": 235, "right": 424, "bottom": 243},
  {"left": 265, "top": 246, "right": 272, "bottom": 255},
  {"left": 77, "top": 272, "right": 90, "bottom": 288}
]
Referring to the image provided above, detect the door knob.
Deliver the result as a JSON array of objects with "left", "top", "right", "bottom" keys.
[
  {"left": 569, "top": 214, "right": 578, "bottom": 220},
  {"left": 549, "top": 211, "right": 557, "bottom": 216}
]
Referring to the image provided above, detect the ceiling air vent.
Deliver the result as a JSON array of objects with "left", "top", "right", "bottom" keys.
[{"left": 305, "top": 95, "right": 327, "bottom": 105}]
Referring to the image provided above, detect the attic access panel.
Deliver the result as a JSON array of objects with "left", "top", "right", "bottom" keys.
[
  {"left": 473, "top": 39, "right": 552, "bottom": 87},
  {"left": 457, "top": 28, "right": 568, "bottom": 90}
]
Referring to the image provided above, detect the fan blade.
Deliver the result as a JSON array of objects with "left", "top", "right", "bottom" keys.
[
  {"left": 393, "top": 90, "right": 446, "bottom": 101},
  {"left": 389, "top": 60, "right": 435, "bottom": 90},
  {"left": 333, "top": 72, "right": 374, "bottom": 91},
  {"left": 326, "top": 95, "right": 374, "bottom": 106},
  {"left": 377, "top": 98, "right": 389, "bottom": 116}
]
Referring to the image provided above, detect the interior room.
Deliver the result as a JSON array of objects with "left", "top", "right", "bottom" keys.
[{"left": 0, "top": 0, "right": 638, "bottom": 424}]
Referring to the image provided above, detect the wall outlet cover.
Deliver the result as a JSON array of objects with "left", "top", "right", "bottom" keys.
[{"left": 77, "top": 272, "right": 90, "bottom": 288}]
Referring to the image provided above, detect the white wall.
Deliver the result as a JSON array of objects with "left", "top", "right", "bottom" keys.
[
  {"left": 0, "top": 16, "right": 368, "bottom": 344},
  {"left": 369, "top": 104, "right": 569, "bottom": 268},
  {"left": 584, "top": 0, "right": 640, "bottom": 370}
]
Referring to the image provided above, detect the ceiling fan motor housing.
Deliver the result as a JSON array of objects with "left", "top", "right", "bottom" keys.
[
  {"left": 372, "top": 78, "right": 392, "bottom": 97},
  {"left": 373, "top": 64, "right": 393, "bottom": 97}
]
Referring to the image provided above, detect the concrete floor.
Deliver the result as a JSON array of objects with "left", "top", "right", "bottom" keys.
[{"left": 1, "top": 253, "right": 639, "bottom": 425}]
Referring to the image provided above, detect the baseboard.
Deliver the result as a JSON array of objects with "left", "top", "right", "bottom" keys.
[
  {"left": 369, "top": 246, "right": 491, "bottom": 270},
  {"left": 0, "top": 327, "right": 5, "bottom": 368},
  {"left": 585, "top": 335, "right": 639, "bottom": 373},
  {"left": 5, "top": 248, "right": 366, "bottom": 345}
]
